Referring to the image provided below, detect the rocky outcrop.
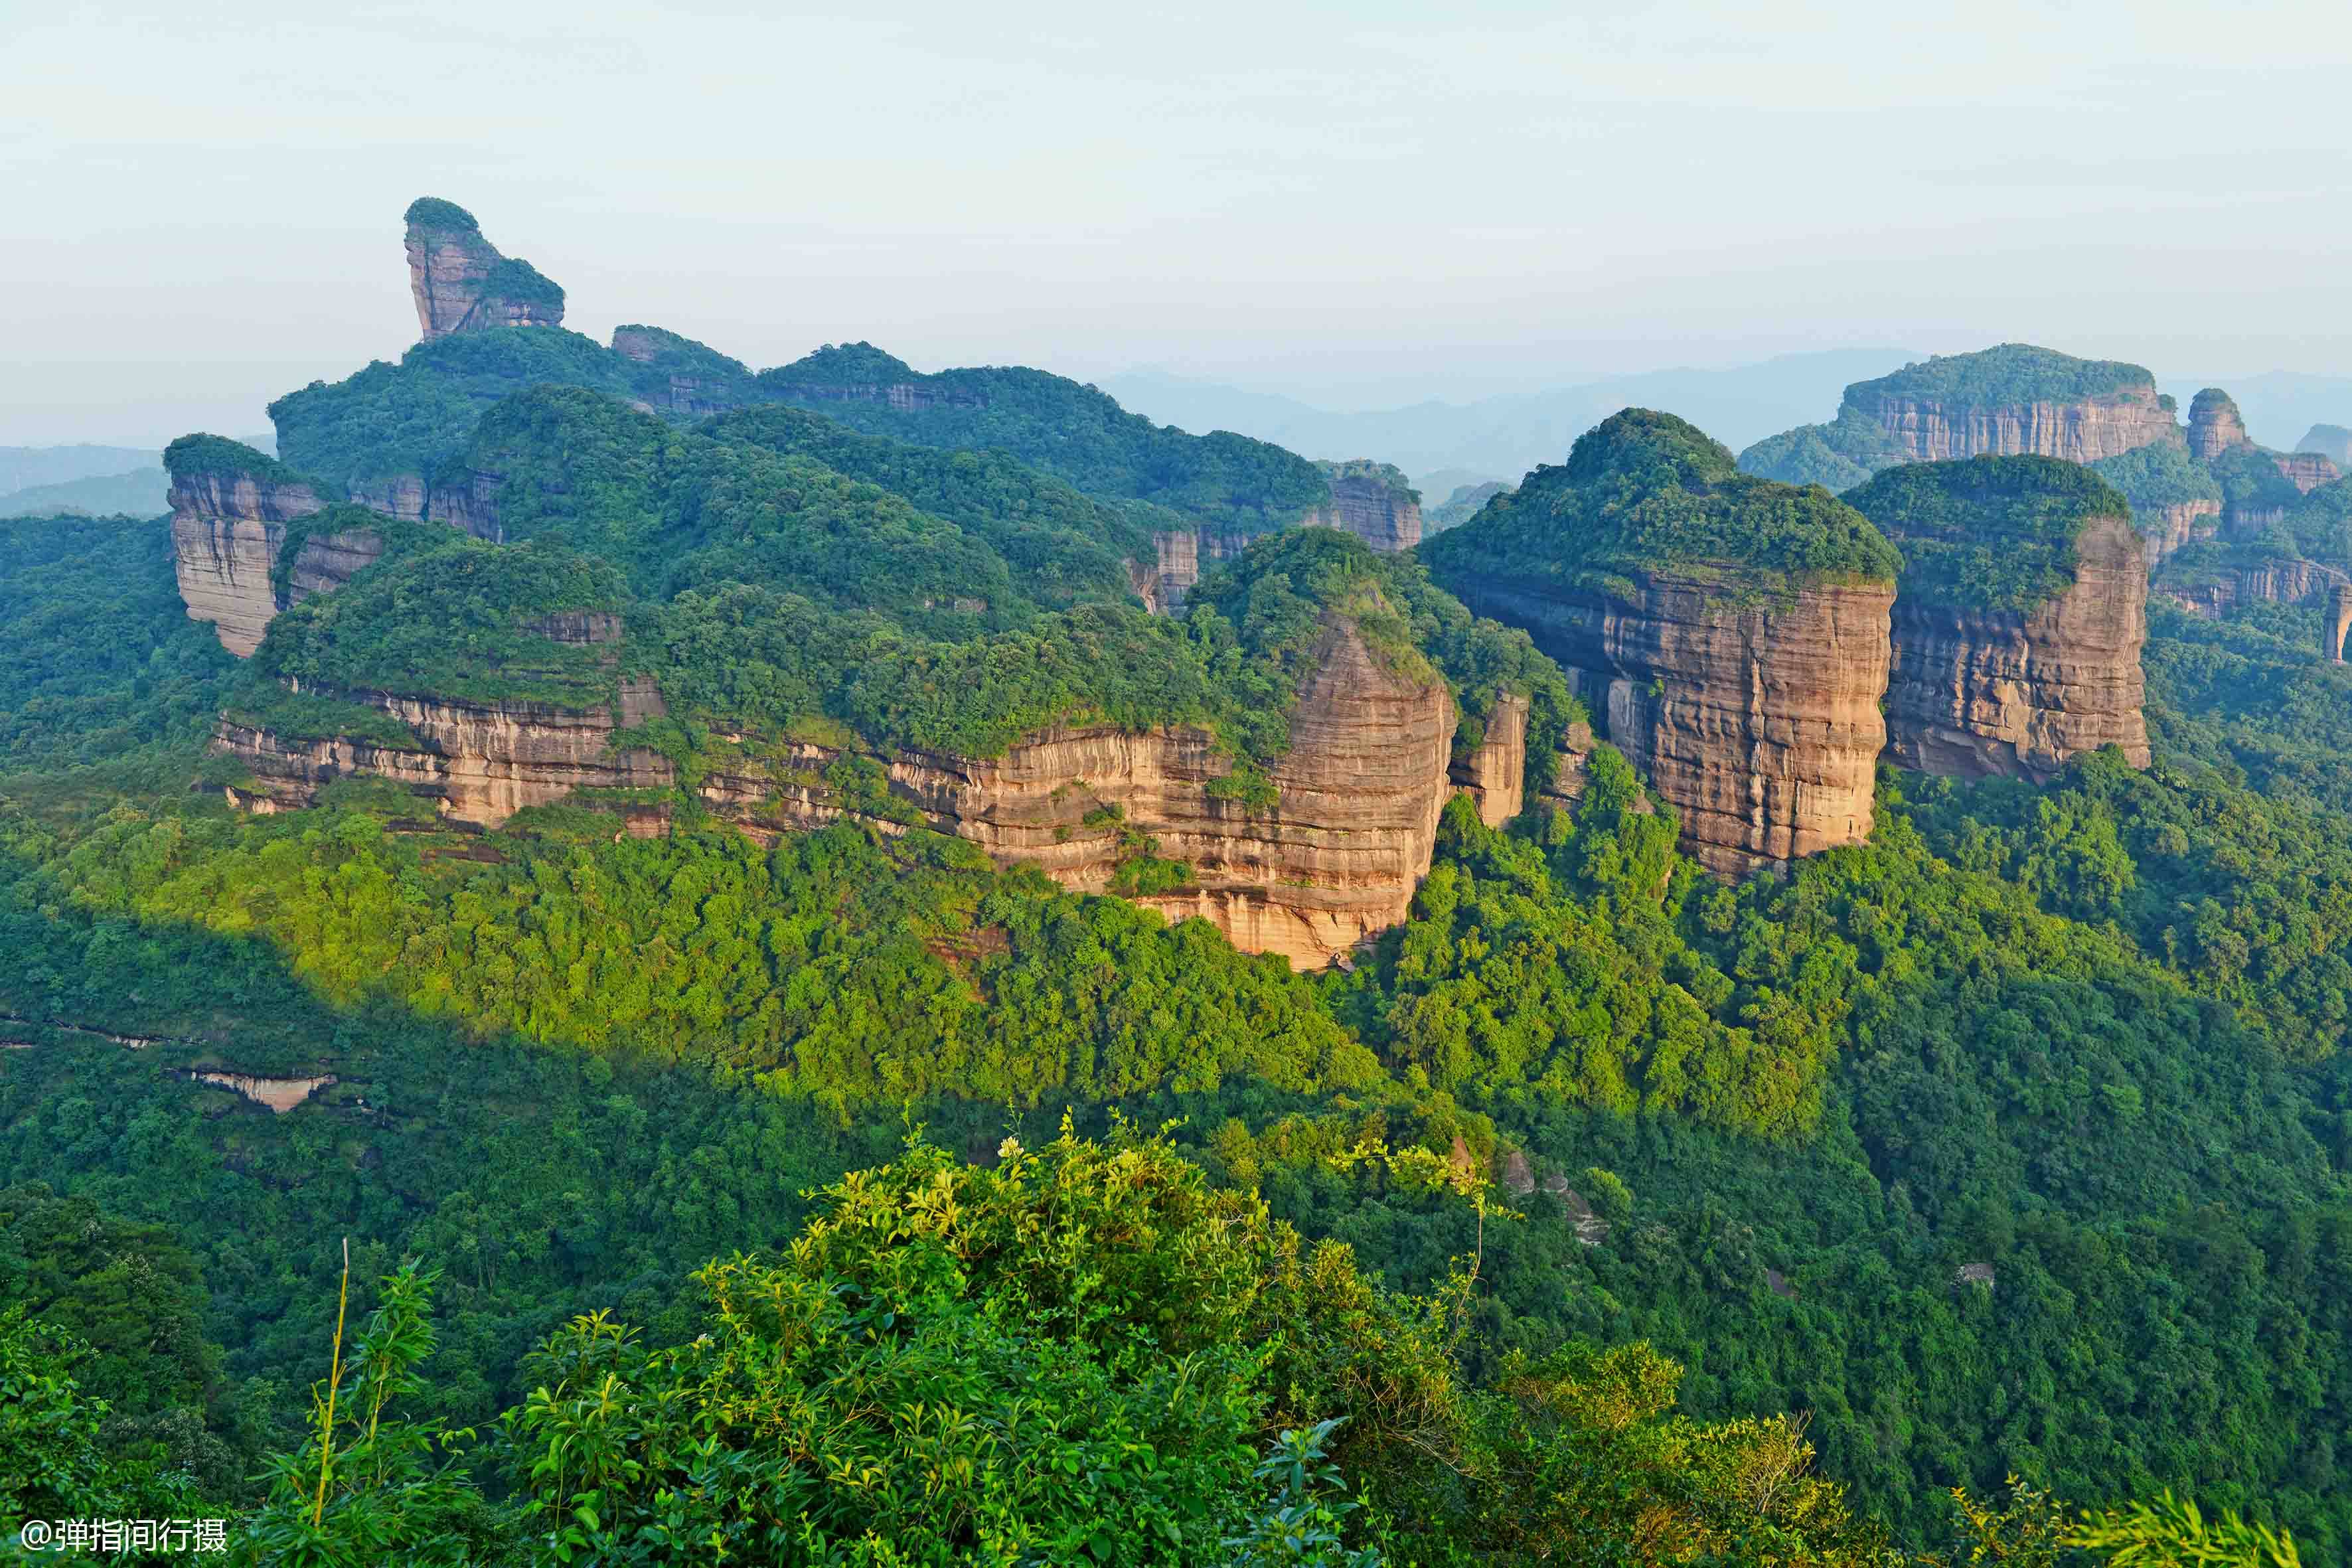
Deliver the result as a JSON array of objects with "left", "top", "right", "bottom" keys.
[
  {"left": 2274, "top": 451, "right": 2342, "bottom": 494},
  {"left": 1861, "top": 387, "right": 2180, "bottom": 465},
  {"left": 2138, "top": 499, "right": 2223, "bottom": 568},
  {"left": 1449, "top": 694, "right": 1528, "bottom": 827},
  {"left": 165, "top": 446, "right": 399, "bottom": 656},
  {"left": 188, "top": 1070, "right": 337, "bottom": 1114},
  {"left": 2331, "top": 584, "right": 2352, "bottom": 663},
  {"left": 1883, "top": 515, "right": 2150, "bottom": 779},
  {"left": 216, "top": 615, "right": 1471, "bottom": 969},
  {"left": 404, "top": 197, "right": 564, "bottom": 341},
  {"left": 1304, "top": 462, "right": 1422, "bottom": 553},
  {"left": 2187, "top": 389, "right": 2251, "bottom": 461},
  {"left": 222, "top": 678, "right": 673, "bottom": 825},
  {"left": 611, "top": 326, "right": 753, "bottom": 418},
  {"left": 2158, "top": 557, "right": 2352, "bottom": 619},
  {"left": 1148, "top": 529, "right": 1201, "bottom": 611},
  {"left": 1440, "top": 573, "right": 1893, "bottom": 876}
]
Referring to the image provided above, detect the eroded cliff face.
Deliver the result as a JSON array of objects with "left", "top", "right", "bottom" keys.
[
  {"left": 217, "top": 619, "right": 1478, "bottom": 969},
  {"left": 1885, "top": 516, "right": 2150, "bottom": 780},
  {"left": 1449, "top": 694, "right": 1528, "bottom": 827},
  {"left": 2274, "top": 452, "right": 2343, "bottom": 495},
  {"left": 2139, "top": 499, "right": 2223, "bottom": 568},
  {"left": 2188, "top": 389, "right": 2251, "bottom": 461},
  {"left": 1857, "top": 388, "right": 2178, "bottom": 465},
  {"left": 2159, "top": 557, "right": 2352, "bottom": 619},
  {"left": 1441, "top": 574, "right": 1893, "bottom": 876},
  {"left": 168, "top": 471, "right": 397, "bottom": 656},
  {"left": 1303, "top": 471, "right": 1423, "bottom": 553},
  {"left": 405, "top": 201, "right": 564, "bottom": 341}
]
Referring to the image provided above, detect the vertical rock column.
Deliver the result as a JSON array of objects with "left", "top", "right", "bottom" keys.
[{"left": 2330, "top": 585, "right": 2352, "bottom": 663}]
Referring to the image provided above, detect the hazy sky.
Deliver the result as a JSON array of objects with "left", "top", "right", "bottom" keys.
[{"left": 6, "top": 0, "right": 2350, "bottom": 443}]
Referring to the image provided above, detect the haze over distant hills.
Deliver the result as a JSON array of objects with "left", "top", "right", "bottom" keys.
[
  {"left": 1099, "top": 350, "right": 1922, "bottom": 489},
  {"left": 1103, "top": 354, "right": 2352, "bottom": 495}
]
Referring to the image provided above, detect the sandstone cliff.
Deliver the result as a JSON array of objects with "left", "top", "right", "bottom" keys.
[
  {"left": 1847, "top": 459, "right": 2150, "bottom": 781},
  {"left": 1423, "top": 410, "right": 1899, "bottom": 877},
  {"left": 165, "top": 438, "right": 399, "bottom": 656},
  {"left": 1883, "top": 518, "right": 2150, "bottom": 779},
  {"left": 404, "top": 197, "right": 565, "bottom": 341},
  {"left": 2187, "top": 388, "right": 2252, "bottom": 461},
  {"left": 1304, "top": 461, "right": 1423, "bottom": 553},
  {"left": 1439, "top": 572, "right": 1891, "bottom": 876},
  {"left": 217, "top": 615, "right": 1473, "bottom": 970},
  {"left": 2274, "top": 451, "right": 2343, "bottom": 495},
  {"left": 2137, "top": 499, "right": 2223, "bottom": 568},
  {"left": 2157, "top": 556, "right": 2352, "bottom": 619},
  {"left": 1861, "top": 388, "right": 2179, "bottom": 465}
]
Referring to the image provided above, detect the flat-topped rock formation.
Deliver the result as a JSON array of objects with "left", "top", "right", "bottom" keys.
[
  {"left": 1423, "top": 410, "right": 1901, "bottom": 876},
  {"left": 404, "top": 197, "right": 565, "bottom": 340},
  {"left": 1740, "top": 345, "right": 2183, "bottom": 491},
  {"left": 1847, "top": 457, "right": 2150, "bottom": 781}
]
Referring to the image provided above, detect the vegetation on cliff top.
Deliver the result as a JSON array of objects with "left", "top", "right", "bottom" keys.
[
  {"left": 1739, "top": 343, "right": 2165, "bottom": 490},
  {"left": 1425, "top": 408, "right": 1902, "bottom": 599},
  {"left": 401, "top": 196, "right": 479, "bottom": 232},
  {"left": 758, "top": 341, "right": 1334, "bottom": 530},
  {"left": 160, "top": 433, "right": 327, "bottom": 496},
  {"left": 1846, "top": 455, "right": 2130, "bottom": 612},
  {"left": 252, "top": 538, "right": 626, "bottom": 708},
  {"left": 268, "top": 329, "right": 641, "bottom": 491},
  {"left": 2092, "top": 435, "right": 2225, "bottom": 516},
  {"left": 1851, "top": 343, "right": 2157, "bottom": 407}
]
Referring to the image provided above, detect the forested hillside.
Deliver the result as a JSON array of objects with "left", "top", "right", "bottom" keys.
[
  {"left": 5, "top": 226, "right": 2348, "bottom": 1560},
  {"left": 5, "top": 466, "right": 2351, "bottom": 1557}
]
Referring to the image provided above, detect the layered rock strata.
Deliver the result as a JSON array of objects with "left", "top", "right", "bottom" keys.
[
  {"left": 1304, "top": 463, "right": 1423, "bottom": 553},
  {"left": 1883, "top": 515, "right": 2151, "bottom": 779},
  {"left": 2158, "top": 558, "right": 2352, "bottom": 619},
  {"left": 1441, "top": 574, "right": 1893, "bottom": 876},
  {"left": 404, "top": 197, "right": 564, "bottom": 341},
  {"left": 216, "top": 617, "right": 1482, "bottom": 969},
  {"left": 168, "top": 465, "right": 398, "bottom": 656},
  {"left": 1861, "top": 386, "right": 2179, "bottom": 465}
]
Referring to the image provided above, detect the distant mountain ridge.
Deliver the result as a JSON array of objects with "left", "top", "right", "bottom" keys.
[{"left": 1097, "top": 349, "right": 1922, "bottom": 490}]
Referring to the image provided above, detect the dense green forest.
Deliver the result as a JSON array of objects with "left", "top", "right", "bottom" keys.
[
  {"left": 1421, "top": 408, "right": 1903, "bottom": 601},
  {"left": 1845, "top": 456, "right": 2131, "bottom": 611},
  {"left": 9, "top": 335, "right": 2352, "bottom": 1560}
]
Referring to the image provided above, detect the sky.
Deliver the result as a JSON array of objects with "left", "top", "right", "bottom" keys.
[{"left": 5, "top": 0, "right": 2351, "bottom": 443}]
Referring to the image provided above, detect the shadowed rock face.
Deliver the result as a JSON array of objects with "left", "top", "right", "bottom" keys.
[
  {"left": 1884, "top": 516, "right": 2150, "bottom": 780},
  {"left": 1442, "top": 572, "right": 1893, "bottom": 876},
  {"left": 404, "top": 197, "right": 564, "bottom": 341},
  {"left": 216, "top": 616, "right": 1483, "bottom": 970}
]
